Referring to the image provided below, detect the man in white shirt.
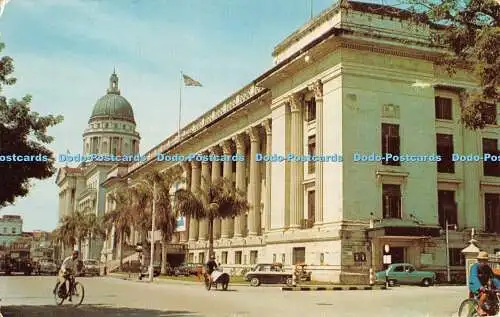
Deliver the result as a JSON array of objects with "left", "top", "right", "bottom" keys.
[{"left": 55, "top": 250, "right": 80, "bottom": 302}]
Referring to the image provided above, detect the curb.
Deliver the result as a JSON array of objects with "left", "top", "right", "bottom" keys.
[
  {"left": 107, "top": 274, "right": 250, "bottom": 286},
  {"left": 281, "top": 285, "right": 388, "bottom": 291}
]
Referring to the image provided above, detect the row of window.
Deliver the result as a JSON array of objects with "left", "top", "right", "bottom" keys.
[
  {"left": 382, "top": 123, "right": 499, "bottom": 177},
  {"left": 1, "top": 227, "right": 17, "bottom": 234},
  {"left": 435, "top": 96, "right": 497, "bottom": 124},
  {"left": 91, "top": 122, "right": 133, "bottom": 130},
  {"left": 188, "top": 247, "right": 310, "bottom": 266},
  {"left": 383, "top": 185, "right": 500, "bottom": 233},
  {"left": 305, "top": 96, "right": 497, "bottom": 125}
]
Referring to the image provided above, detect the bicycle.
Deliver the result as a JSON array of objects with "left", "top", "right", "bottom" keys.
[
  {"left": 458, "top": 288, "right": 500, "bottom": 317},
  {"left": 53, "top": 274, "right": 85, "bottom": 306}
]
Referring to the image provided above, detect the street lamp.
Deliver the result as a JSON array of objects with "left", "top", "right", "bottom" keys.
[
  {"left": 128, "top": 178, "right": 157, "bottom": 282},
  {"left": 442, "top": 219, "right": 457, "bottom": 283}
]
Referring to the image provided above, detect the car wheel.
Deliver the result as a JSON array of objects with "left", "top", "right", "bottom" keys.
[
  {"left": 286, "top": 277, "right": 293, "bottom": 287},
  {"left": 388, "top": 279, "right": 396, "bottom": 287},
  {"left": 250, "top": 277, "right": 260, "bottom": 287},
  {"left": 422, "top": 278, "right": 432, "bottom": 287}
]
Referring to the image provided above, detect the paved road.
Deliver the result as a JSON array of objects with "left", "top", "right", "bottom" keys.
[{"left": 0, "top": 276, "right": 468, "bottom": 317}]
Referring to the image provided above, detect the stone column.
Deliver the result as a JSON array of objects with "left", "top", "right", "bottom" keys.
[
  {"left": 199, "top": 153, "right": 210, "bottom": 241},
  {"left": 310, "top": 80, "right": 324, "bottom": 225},
  {"left": 289, "top": 93, "right": 304, "bottom": 229},
  {"left": 211, "top": 146, "right": 222, "bottom": 239},
  {"left": 248, "top": 126, "right": 262, "bottom": 236},
  {"left": 188, "top": 160, "right": 201, "bottom": 241},
  {"left": 263, "top": 119, "right": 272, "bottom": 232},
  {"left": 233, "top": 133, "right": 247, "bottom": 237},
  {"left": 180, "top": 162, "right": 192, "bottom": 243},
  {"left": 221, "top": 140, "right": 234, "bottom": 238}
]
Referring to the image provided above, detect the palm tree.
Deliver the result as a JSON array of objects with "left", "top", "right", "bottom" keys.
[
  {"left": 56, "top": 214, "right": 78, "bottom": 253},
  {"left": 175, "top": 177, "right": 249, "bottom": 257},
  {"left": 135, "top": 168, "right": 182, "bottom": 274},
  {"left": 84, "top": 213, "right": 106, "bottom": 260},
  {"left": 103, "top": 187, "right": 134, "bottom": 271}
]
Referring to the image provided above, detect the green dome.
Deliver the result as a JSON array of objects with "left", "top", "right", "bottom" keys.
[{"left": 89, "top": 71, "right": 135, "bottom": 123}]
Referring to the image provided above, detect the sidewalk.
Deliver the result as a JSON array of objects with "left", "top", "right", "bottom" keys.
[{"left": 107, "top": 273, "right": 388, "bottom": 290}]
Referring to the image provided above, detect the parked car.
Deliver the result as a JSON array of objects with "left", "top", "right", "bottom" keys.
[
  {"left": 139, "top": 263, "right": 161, "bottom": 279},
  {"left": 174, "top": 263, "right": 203, "bottom": 276},
  {"left": 82, "top": 259, "right": 100, "bottom": 276},
  {"left": 38, "top": 259, "right": 58, "bottom": 275},
  {"left": 375, "top": 263, "right": 436, "bottom": 287},
  {"left": 244, "top": 263, "right": 293, "bottom": 287}
]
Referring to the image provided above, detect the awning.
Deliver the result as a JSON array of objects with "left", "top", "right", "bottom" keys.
[{"left": 367, "top": 226, "right": 441, "bottom": 239}]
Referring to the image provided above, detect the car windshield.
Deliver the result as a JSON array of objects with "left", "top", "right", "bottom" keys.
[{"left": 84, "top": 260, "right": 98, "bottom": 265}]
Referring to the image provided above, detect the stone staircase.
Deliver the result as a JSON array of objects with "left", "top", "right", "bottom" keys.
[{"left": 106, "top": 249, "right": 140, "bottom": 273}]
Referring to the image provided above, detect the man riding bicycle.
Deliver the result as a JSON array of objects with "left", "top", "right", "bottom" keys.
[
  {"left": 469, "top": 251, "right": 500, "bottom": 316},
  {"left": 55, "top": 250, "right": 80, "bottom": 302},
  {"left": 205, "top": 254, "right": 218, "bottom": 281}
]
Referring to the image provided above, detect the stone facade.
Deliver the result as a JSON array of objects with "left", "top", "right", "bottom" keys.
[
  {"left": 0, "top": 215, "right": 23, "bottom": 247},
  {"left": 101, "top": 2, "right": 499, "bottom": 282}
]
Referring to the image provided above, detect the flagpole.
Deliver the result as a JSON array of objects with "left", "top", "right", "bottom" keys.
[{"left": 178, "top": 71, "right": 182, "bottom": 141}]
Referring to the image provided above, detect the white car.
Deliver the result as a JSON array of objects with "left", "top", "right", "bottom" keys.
[{"left": 38, "top": 259, "right": 58, "bottom": 275}]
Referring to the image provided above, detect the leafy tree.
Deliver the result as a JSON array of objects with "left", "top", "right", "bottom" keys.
[
  {"left": 401, "top": 0, "right": 499, "bottom": 129},
  {"left": 0, "top": 41, "right": 63, "bottom": 206},
  {"left": 133, "top": 168, "right": 181, "bottom": 275},
  {"left": 175, "top": 177, "right": 249, "bottom": 258}
]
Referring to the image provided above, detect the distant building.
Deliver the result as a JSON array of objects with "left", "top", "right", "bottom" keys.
[
  {"left": 0, "top": 215, "right": 23, "bottom": 247},
  {"left": 30, "top": 230, "right": 54, "bottom": 261}
]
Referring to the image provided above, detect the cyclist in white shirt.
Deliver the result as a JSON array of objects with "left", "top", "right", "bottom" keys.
[{"left": 55, "top": 250, "right": 80, "bottom": 302}]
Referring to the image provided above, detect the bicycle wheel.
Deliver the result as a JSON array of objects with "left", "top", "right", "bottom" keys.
[
  {"left": 72, "top": 282, "right": 85, "bottom": 306},
  {"left": 458, "top": 298, "right": 478, "bottom": 317},
  {"left": 53, "top": 282, "right": 66, "bottom": 306}
]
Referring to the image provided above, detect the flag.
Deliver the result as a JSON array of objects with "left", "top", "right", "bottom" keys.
[
  {"left": 182, "top": 74, "right": 202, "bottom": 87},
  {"left": 0, "top": 0, "right": 10, "bottom": 18}
]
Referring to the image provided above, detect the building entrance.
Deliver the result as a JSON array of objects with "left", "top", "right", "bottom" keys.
[{"left": 390, "top": 247, "right": 406, "bottom": 263}]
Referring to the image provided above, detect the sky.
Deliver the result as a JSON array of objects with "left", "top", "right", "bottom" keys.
[{"left": 0, "top": 0, "right": 390, "bottom": 232}]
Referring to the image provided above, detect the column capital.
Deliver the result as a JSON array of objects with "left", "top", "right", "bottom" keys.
[
  {"left": 288, "top": 92, "right": 304, "bottom": 113},
  {"left": 247, "top": 126, "right": 262, "bottom": 143},
  {"left": 308, "top": 79, "right": 323, "bottom": 99},
  {"left": 232, "top": 133, "right": 247, "bottom": 151},
  {"left": 262, "top": 118, "right": 272, "bottom": 135},
  {"left": 191, "top": 160, "right": 201, "bottom": 169},
  {"left": 221, "top": 139, "right": 234, "bottom": 155},
  {"left": 210, "top": 145, "right": 222, "bottom": 156}
]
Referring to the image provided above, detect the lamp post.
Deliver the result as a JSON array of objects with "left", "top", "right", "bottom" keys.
[
  {"left": 128, "top": 178, "right": 157, "bottom": 283},
  {"left": 443, "top": 219, "right": 457, "bottom": 283}
]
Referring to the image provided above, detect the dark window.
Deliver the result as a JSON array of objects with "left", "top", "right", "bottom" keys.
[
  {"left": 437, "top": 134, "right": 455, "bottom": 173},
  {"left": 232, "top": 161, "right": 236, "bottom": 173},
  {"left": 11, "top": 227, "right": 15, "bottom": 234},
  {"left": 308, "top": 190, "right": 315, "bottom": 226},
  {"left": 250, "top": 251, "right": 258, "bottom": 265},
  {"left": 483, "top": 138, "right": 500, "bottom": 177},
  {"left": 482, "top": 103, "right": 497, "bottom": 125},
  {"left": 382, "top": 184, "right": 402, "bottom": 219},
  {"left": 393, "top": 265, "right": 405, "bottom": 272},
  {"left": 435, "top": 97, "right": 453, "bottom": 120},
  {"left": 235, "top": 251, "right": 242, "bottom": 264},
  {"left": 308, "top": 135, "right": 316, "bottom": 173},
  {"left": 198, "top": 252, "right": 205, "bottom": 264},
  {"left": 485, "top": 193, "right": 500, "bottom": 234},
  {"left": 293, "top": 247, "right": 306, "bottom": 264},
  {"left": 221, "top": 252, "right": 228, "bottom": 264},
  {"left": 438, "top": 190, "right": 458, "bottom": 227},
  {"left": 188, "top": 253, "right": 194, "bottom": 263},
  {"left": 306, "top": 98, "right": 316, "bottom": 122},
  {"left": 381, "top": 124, "right": 400, "bottom": 166},
  {"left": 449, "top": 248, "right": 465, "bottom": 266}
]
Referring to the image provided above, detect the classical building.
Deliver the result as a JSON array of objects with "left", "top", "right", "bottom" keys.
[
  {"left": 55, "top": 71, "right": 141, "bottom": 261},
  {"left": 0, "top": 215, "right": 23, "bottom": 247},
  {"left": 101, "top": 1, "right": 499, "bottom": 282}
]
